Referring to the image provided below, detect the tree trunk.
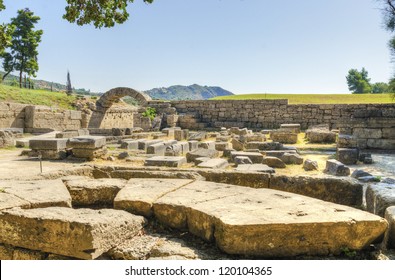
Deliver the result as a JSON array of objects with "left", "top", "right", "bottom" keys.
[
  {"left": 19, "top": 71, "right": 22, "bottom": 88},
  {"left": 1, "top": 69, "right": 12, "bottom": 82}
]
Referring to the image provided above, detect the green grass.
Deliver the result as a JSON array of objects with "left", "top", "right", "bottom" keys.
[
  {"left": 211, "top": 93, "right": 395, "bottom": 104},
  {"left": 0, "top": 84, "right": 77, "bottom": 109}
]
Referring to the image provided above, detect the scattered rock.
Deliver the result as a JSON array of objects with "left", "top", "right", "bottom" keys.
[
  {"left": 303, "top": 159, "right": 319, "bottom": 171},
  {"left": 262, "top": 156, "right": 286, "bottom": 168},
  {"left": 281, "top": 153, "right": 303, "bottom": 165},
  {"left": 234, "top": 156, "right": 253, "bottom": 166},
  {"left": 118, "top": 152, "right": 130, "bottom": 159},
  {"left": 324, "top": 159, "right": 350, "bottom": 176}
]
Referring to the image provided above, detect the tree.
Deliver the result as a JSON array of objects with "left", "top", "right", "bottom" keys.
[
  {"left": 63, "top": 0, "right": 154, "bottom": 28},
  {"left": 0, "top": 1, "right": 14, "bottom": 55},
  {"left": 372, "top": 82, "right": 389, "bottom": 93},
  {"left": 1, "top": 8, "right": 43, "bottom": 88},
  {"left": 66, "top": 70, "right": 72, "bottom": 95},
  {"left": 346, "top": 68, "right": 372, "bottom": 94}
]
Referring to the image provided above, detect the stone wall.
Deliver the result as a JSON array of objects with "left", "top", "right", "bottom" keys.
[
  {"left": 86, "top": 107, "right": 136, "bottom": 129},
  {"left": 163, "top": 100, "right": 395, "bottom": 131},
  {"left": 0, "top": 103, "right": 26, "bottom": 128},
  {"left": 24, "top": 105, "right": 84, "bottom": 133}
]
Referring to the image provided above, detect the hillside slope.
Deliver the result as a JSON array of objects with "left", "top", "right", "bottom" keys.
[{"left": 145, "top": 84, "right": 234, "bottom": 100}]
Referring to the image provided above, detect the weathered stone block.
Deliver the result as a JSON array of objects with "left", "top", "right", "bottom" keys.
[
  {"left": 29, "top": 138, "right": 68, "bottom": 151},
  {"left": 353, "top": 128, "right": 382, "bottom": 139},
  {"left": 280, "top": 123, "right": 301, "bottom": 133},
  {"left": 198, "top": 141, "right": 216, "bottom": 150},
  {"left": 324, "top": 159, "right": 350, "bottom": 176},
  {"left": 188, "top": 140, "right": 199, "bottom": 152},
  {"left": 270, "top": 131, "right": 298, "bottom": 144},
  {"left": 234, "top": 156, "right": 253, "bottom": 166},
  {"left": 230, "top": 151, "right": 263, "bottom": 164},
  {"left": 147, "top": 143, "right": 166, "bottom": 156},
  {"left": 231, "top": 138, "right": 244, "bottom": 151},
  {"left": 0, "top": 207, "right": 145, "bottom": 260},
  {"left": 384, "top": 206, "right": 395, "bottom": 249},
  {"left": 62, "top": 177, "right": 127, "bottom": 207},
  {"left": 72, "top": 147, "right": 107, "bottom": 160},
  {"left": 197, "top": 159, "right": 229, "bottom": 169},
  {"left": 0, "top": 179, "right": 71, "bottom": 209},
  {"left": 303, "top": 159, "right": 319, "bottom": 171},
  {"left": 138, "top": 140, "right": 163, "bottom": 151},
  {"left": 215, "top": 142, "right": 230, "bottom": 151},
  {"left": 281, "top": 153, "right": 304, "bottom": 165},
  {"left": 262, "top": 156, "right": 286, "bottom": 168},
  {"left": 337, "top": 148, "right": 359, "bottom": 165},
  {"left": 337, "top": 134, "right": 362, "bottom": 149},
  {"left": 270, "top": 175, "right": 363, "bottom": 206},
  {"left": 367, "top": 139, "right": 395, "bottom": 150},
  {"left": 145, "top": 156, "right": 187, "bottom": 168},
  {"left": 153, "top": 181, "right": 386, "bottom": 257},
  {"left": 114, "top": 178, "right": 193, "bottom": 217},
  {"left": 67, "top": 136, "right": 106, "bottom": 149},
  {"left": 120, "top": 140, "right": 142, "bottom": 150},
  {"left": 186, "top": 149, "right": 219, "bottom": 163},
  {"left": 235, "top": 164, "right": 275, "bottom": 174},
  {"left": 366, "top": 183, "right": 395, "bottom": 217}
]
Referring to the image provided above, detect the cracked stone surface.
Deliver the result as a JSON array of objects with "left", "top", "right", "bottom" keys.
[
  {"left": 0, "top": 207, "right": 146, "bottom": 260},
  {"left": 152, "top": 181, "right": 388, "bottom": 257},
  {"left": 114, "top": 178, "right": 193, "bottom": 217},
  {"left": 0, "top": 179, "right": 72, "bottom": 209}
]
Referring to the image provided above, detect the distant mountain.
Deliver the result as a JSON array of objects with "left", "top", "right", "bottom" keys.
[{"left": 144, "top": 84, "right": 234, "bottom": 100}]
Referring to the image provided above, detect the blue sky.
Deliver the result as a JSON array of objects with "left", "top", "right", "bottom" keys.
[{"left": 0, "top": 0, "right": 393, "bottom": 94}]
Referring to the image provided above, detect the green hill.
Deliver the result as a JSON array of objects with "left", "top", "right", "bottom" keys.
[
  {"left": 0, "top": 83, "right": 77, "bottom": 109},
  {"left": 145, "top": 84, "right": 234, "bottom": 100},
  {"left": 0, "top": 71, "right": 100, "bottom": 96}
]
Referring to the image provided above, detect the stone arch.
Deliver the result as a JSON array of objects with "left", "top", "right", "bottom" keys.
[{"left": 96, "top": 87, "right": 152, "bottom": 109}]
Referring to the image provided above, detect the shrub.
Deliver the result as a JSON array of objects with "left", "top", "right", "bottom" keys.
[{"left": 142, "top": 107, "right": 156, "bottom": 120}]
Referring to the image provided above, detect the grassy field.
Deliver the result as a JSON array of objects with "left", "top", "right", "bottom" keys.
[
  {"left": 211, "top": 93, "right": 395, "bottom": 104},
  {"left": 0, "top": 84, "right": 77, "bottom": 109}
]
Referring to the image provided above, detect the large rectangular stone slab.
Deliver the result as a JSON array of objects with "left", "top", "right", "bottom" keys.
[
  {"left": 197, "top": 159, "right": 229, "bottom": 169},
  {"left": 147, "top": 142, "right": 167, "bottom": 156},
  {"left": 67, "top": 136, "right": 106, "bottom": 149},
  {"left": 367, "top": 139, "right": 395, "bottom": 150},
  {"left": 186, "top": 149, "right": 219, "bottom": 163},
  {"left": 153, "top": 181, "right": 387, "bottom": 257},
  {"left": 270, "top": 175, "right": 363, "bottom": 206},
  {"left": 235, "top": 164, "right": 275, "bottom": 174},
  {"left": 230, "top": 151, "right": 264, "bottom": 163},
  {"left": 29, "top": 138, "right": 68, "bottom": 151},
  {"left": 366, "top": 183, "right": 395, "bottom": 217},
  {"left": 138, "top": 140, "right": 163, "bottom": 151},
  {"left": 120, "top": 140, "right": 142, "bottom": 150},
  {"left": 0, "top": 179, "right": 72, "bottom": 208},
  {"left": 114, "top": 178, "right": 193, "bottom": 217},
  {"left": 145, "top": 156, "right": 187, "bottom": 168},
  {"left": 0, "top": 207, "right": 146, "bottom": 260}
]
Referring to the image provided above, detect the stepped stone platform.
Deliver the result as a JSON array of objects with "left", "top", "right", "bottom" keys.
[{"left": 0, "top": 207, "right": 146, "bottom": 260}]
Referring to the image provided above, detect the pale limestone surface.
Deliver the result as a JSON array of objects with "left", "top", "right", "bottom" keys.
[
  {"left": 0, "top": 179, "right": 72, "bottom": 208},
  {"left": 153, "top": 181, "right": 387, "bottom": 257},
  {"left": 114, "top": 178, "right": 193, "bottom": 217},
  {"left": 0, "top": 207, "right": 146, "bottom": 260}
]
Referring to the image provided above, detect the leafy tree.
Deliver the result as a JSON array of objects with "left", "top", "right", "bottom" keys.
[
  {"left": 63, "top": 0, "right": 154, "bottom": 28},
  {"left": 372, "top": 82, "right": 389, "bottom": 93},
  {"left": 1, "top": 8, "right": 43, "bottom": 88},
  {"left": 346, "top": 68, "right": 372, "bottom": 94},
  {"left": 0, "top": 1, "right": 14, "bottom": 55}
]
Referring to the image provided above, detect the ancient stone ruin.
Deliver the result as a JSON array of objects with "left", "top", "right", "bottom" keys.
[{"left": 0, "top": 87, "right": 395, "bottom": 260}]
